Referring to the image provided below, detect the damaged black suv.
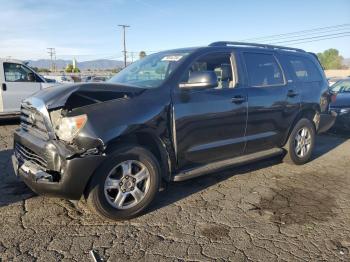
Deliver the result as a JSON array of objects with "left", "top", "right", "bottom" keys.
[{"left": 12, "top": 42, "right": 336, "bottom": 220}]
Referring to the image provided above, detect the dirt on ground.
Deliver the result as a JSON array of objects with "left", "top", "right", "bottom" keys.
[{"left": 0, "top": 122, "right": 350, "bottom": 261}]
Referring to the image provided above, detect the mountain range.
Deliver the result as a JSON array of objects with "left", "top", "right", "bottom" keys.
[{"left": 27, "top": 59, "right": 124, "bottom": 70}]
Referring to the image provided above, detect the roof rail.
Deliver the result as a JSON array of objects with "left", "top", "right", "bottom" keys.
[{"left": 208, "top": 41, "right": 305, "bottom": 52}]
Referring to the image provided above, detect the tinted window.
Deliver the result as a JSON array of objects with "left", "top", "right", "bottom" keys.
[
  {"left": 4, "top": 63, "right": 40, "bottom": 82},
  {"left": 287, "top": 55, "right": 322, "bottom": 82},
  {"left": 243, "top": 53, "right": 284, "bottom": 87},
  {"left": 182, "top": 52, "right": 234, "bottom": 89}
]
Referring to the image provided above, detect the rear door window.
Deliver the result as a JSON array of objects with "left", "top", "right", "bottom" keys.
[
  {"left": 286, "top": 55, "right": 322, "bottom": 82},
  {"left": 243, "top": 52, "right": 285, "bottom": 87}
]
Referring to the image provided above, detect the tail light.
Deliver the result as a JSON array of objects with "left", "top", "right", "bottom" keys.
[{"left": 331, "top": 93, "right": 337, "bottom": 103}]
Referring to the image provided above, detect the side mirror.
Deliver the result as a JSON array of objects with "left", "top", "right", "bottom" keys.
[{"left": 179, "top": 71, "right": 218, "bottom": 90}]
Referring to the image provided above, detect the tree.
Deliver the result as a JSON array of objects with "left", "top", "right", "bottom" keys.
[
  {"left": 65, "top": 64, "right": 80, "bottom": 73},
  {"left": 317, "top": 49, "right": 343, "bottom": 70},
  {"left": 65, "top": 64, "right": 73, "bottom": 73},
  {"left": 139, "top": 51, "right": 147, "bottom": 59}
]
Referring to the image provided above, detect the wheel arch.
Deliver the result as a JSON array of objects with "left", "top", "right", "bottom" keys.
[
  {"left": 103, "top": 130, "right": 173, "bottom": 182},
  {"left": 282, "top": 106, "right": 319, "bottom": 146}
]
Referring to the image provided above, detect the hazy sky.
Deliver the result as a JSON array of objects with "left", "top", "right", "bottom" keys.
[{"left": 0, "top": 0, "right": 349, "bottom": 61}]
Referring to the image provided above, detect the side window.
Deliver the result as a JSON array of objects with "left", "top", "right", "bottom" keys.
[
  {"left": 243, "top": 52, "right": 284, "bottom": 87},
  {"left": 286, "top": 55, "right": 322, "bottom": 82},
  {"left": 182, "top": 52, "right": 235, "bottom": 89},
  {"left": 3, "top": 63, "right": 40, "bottom": 83}
]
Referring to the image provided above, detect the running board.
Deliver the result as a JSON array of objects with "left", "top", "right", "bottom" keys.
[{"left": 172, "top": 148, "right": 283, "bottom": 182}]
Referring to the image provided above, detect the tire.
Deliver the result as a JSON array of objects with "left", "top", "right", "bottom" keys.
[
  {"left": 87, "top": 146, "right": 161, "bottom": 220},
  {"left": 283, "top": 118, "right": 316, "bottom": 165}
]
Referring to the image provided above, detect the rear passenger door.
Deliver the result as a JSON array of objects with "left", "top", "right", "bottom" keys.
[{"left": 241, "top": 51, "right": 300, "bottom": 154}]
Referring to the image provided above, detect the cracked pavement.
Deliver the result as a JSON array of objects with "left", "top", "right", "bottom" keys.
[{"left": 0, "top": 121, "right": 350, "bottom": 261}]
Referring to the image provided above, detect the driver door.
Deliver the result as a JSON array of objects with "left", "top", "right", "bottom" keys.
[{"left": 2, "top": 62, "right": 42, "bottom": 112}]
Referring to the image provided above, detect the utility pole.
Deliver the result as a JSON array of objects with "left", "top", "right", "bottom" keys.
[
  {"left": 118, "top": 24, "right": 130, "bottom": 67},
  {"left": 47, "top": 48, "right": 56, "bottom": 72}
]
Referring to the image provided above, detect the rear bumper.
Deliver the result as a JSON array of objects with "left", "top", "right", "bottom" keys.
[
  {"left": 317, "top": 111, "right": 337, "bottom": 133},
  {"left": 12, "top": 129, "right": 106, "bottom": 200},
  {"left": 333, "top": 113, "right": 350, "bottom": 130}
]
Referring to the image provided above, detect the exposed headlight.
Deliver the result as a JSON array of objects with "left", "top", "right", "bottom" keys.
[
  {"left": 340, "top": 108, "right": 350, "bottom": 115},
  {"left": 54, "top": 114, "right": 87, "bottom": 142}
]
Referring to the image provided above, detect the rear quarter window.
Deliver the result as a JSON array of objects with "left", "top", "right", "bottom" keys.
[{"left": 286, "top": 55, "right": 322, "bottom": 82}]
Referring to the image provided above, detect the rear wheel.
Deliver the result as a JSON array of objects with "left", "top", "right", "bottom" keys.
[
  {"left": 283, "top": 118, "right": 315, "bottom": 165},
  {"left": 87, "top": 146, "right": 160, "bottom": 220}
]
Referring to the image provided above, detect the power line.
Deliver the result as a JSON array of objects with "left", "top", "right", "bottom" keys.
[
  {"left": 47, "top": 48, "right": 56, "bottom": 72},
  {"left": 118, "top": 24, "right": 130, "bottom": 67},
  {"left": 241, "top": 23, "right": 350, "bottom": 42},
  {"left": 269, "top": 31, "right": 350, "bottom": 45},
  {"left": 260, "top": 27, "right": 350, "bottom": 42},
  {"left": 272, "top": 34, "right": 350, "bottom": 46}
]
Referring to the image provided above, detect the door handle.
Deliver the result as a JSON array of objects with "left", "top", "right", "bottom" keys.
[
  {"left": 231, "top": 96, "right": 246, "bottom": 103},
  {"left": 2, "top": 83, "right": 6, "bottom": 91},
  {"left": 287, "top": 90, "right": 298, "bottom": 97}
]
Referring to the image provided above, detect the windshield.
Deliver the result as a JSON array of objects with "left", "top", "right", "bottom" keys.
[
  {"left": 330, "top": 80, "right": 350, "bottom": 93},
  {"left": 108, "top": 52, "right": 189, "bottom": 88}
]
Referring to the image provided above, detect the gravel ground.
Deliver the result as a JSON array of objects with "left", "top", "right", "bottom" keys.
[{"left": 0, "top": 121, "right": 349, "bottom": 261}]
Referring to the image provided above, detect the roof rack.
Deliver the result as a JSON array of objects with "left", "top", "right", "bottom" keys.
[{"left": 208, "top": 41, "right": 305, "bottom": 52}]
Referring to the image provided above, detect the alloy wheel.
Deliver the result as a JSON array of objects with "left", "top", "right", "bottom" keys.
[
  {"left": 294, "top": 127, "right": 312, "bottom": 158},
  {"left": 104, "top": 160, "right": 151, "bottom": 210}
]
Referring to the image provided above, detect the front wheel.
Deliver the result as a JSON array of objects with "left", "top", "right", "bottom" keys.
[
  {"left": 283, "top": 118, "right": 316, "bottom": 165},
  {"left": 87, "top": 146, "right": 160, "bottom": 220}
]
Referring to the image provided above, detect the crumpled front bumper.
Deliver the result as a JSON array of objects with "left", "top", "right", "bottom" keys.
[{"left": 12, "top": 129, "right": 106, "bottom": 200}]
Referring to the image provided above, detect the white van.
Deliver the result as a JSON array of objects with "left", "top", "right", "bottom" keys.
[{"left": 0, "top": 59, "right": 55, "bottom": 117}]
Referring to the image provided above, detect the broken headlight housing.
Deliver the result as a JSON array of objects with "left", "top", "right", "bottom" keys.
[{"left": 54, "top": 114, "right": 87, "bottom": 142}]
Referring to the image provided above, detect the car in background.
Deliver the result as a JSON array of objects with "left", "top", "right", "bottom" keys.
[
  {"left": 327, "top": 77, "right": 344, "bottom": 86},
  {"left": 88, "top": 76, "right": 107, "bottom": 82},
  {"left": 329, "top": 78, "right": 350, "bottom": 130},
  {"left": 81, "top": 76, "right": 93, "bottom": 82},
  {"left": 0, "top": 59, "right": 55, "bottom": 118}
]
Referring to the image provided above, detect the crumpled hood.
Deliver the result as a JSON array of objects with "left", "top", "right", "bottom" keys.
[
  {"left": 331, "top": 92, "right": 350, "bottom": 108},
  {"left": 32, "top": 82, "right": 145, "bottom": 110}
]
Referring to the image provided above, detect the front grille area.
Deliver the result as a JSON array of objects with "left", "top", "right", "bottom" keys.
[
  {"left": 20, "top": 104, "right": 49, "bottom": 140},
  {"left": 15, "top": 143, "right": 48, "bottom": 170}
]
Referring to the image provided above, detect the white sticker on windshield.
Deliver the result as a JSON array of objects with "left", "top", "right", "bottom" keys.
[{"left": 161, "top": 55, "right": 183, "bottom": 61}]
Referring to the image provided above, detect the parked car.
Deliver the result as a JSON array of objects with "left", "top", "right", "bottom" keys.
[
  {"left": 12, "top": 42, "right": 335, "bottom": 220},
  {"left": 327, "top": 77, "right": 344, "bottom": 86},
  {"left": 88, "top": 76, "right": 107, "bottom": 82},
  {"left": 0, "top": 59, "right": 55, "bottom": 118},
  {"left": 329, "top": 78, "right": 350, "bottom": 130},
  {"left": 81, "top": 76, "right": 93, "bottom": 82}
]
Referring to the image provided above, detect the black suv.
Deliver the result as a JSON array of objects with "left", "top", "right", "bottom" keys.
[{"left": 12, "top": 42, "right": 336, "bottom": 220}]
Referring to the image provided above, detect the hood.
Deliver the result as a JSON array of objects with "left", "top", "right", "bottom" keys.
[
  {"left": 32, "top": 82, "right": 145, "bottom": 111},
  {"left": 331, "top": 92, "right": 350, "bottom": 108}
]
